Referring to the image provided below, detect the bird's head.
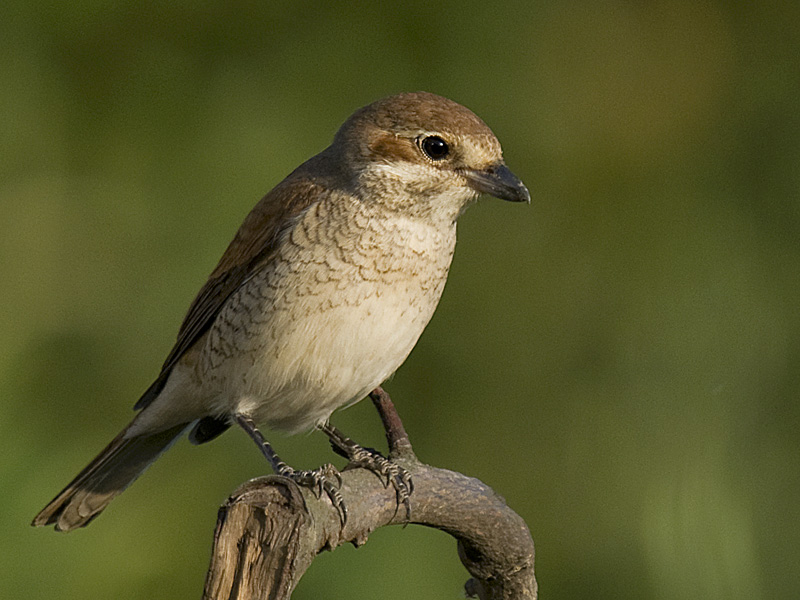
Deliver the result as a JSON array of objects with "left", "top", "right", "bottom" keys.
[{"left": 330, "top": 92, "right": 529, "bottom": 222}]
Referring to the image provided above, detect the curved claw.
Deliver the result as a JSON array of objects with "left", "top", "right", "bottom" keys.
[
  {"left": 322, "top": 479, "right": 347, "bottom": 525},
  {"left": 345, "top": 448, "right": 413, "bottom": 523},
  {"left": 279, "top": 464, "right": 347, "bottom": 524},
  {"left": 320, "top": 463, "right": 343, "bottom": 488}
]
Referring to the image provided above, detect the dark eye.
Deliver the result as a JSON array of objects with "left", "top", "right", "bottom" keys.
[{"left": 419, "top": 135, "right": 450, "bottom": 161}]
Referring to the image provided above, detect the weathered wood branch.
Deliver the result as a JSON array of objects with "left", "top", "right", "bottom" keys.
[{"left": 202, "top": 390, "right": 537, "bottom": 600}]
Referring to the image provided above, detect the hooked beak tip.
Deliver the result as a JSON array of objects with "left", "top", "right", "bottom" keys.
[{"left": 466, "top": 163, "right": 530, "bottom": 204}]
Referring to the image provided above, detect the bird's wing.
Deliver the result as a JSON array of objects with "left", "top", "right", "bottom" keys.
[{"left": 134, "top": 177, "right": 324, "bottom": 410}]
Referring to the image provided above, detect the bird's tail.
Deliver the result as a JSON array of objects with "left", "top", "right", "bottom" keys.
[{"left": 32, "top": 423, "right": 189, "bottom": 532}]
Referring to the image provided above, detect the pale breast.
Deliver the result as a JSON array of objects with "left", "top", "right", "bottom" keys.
[{"left": 199, "top": 198, "right": 456, "bottom": 433}]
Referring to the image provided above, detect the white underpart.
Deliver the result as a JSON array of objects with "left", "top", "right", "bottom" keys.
[{"left": 227, "top": 207, "right": 456, "bottom": 433}]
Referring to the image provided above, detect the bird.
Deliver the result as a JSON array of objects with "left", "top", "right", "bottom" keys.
[{"left": 32, "top": 91, "right": 529, "bottom": 532}]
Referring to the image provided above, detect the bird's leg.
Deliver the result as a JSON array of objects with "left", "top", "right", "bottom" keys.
[
  {"left": 369, "top": 386, "right": 413, "bottom": 457},
  {"left": 234, "top": 414, "right": 346, "bottom": 524},
  {"left": 320, "top": 419, "right": 413, "bottom": 521}
]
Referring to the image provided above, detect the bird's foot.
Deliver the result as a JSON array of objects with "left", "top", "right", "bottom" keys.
[
  {"left": 321, "top": 422, "right": 413, "bottom": 521},
  {"left": 276, "top": 462, "right": 346, "bottom": 524},
  {"left": 234, "top": 414, "right": 347, "bottom": 524},
  {"left": 347, "top": 446, "right": 413, "bottom": 519}
]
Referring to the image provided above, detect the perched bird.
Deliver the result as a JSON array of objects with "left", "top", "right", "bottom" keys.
[{"left": 33, "top": 92, "right": 529, "bottom": 532}]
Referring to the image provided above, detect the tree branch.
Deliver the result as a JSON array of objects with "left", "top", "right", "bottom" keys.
[{"left": 202, "top": 392, "right": 537, "bottom": 600}]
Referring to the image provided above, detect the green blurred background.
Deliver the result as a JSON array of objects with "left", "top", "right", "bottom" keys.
[{"left": 3, "top": 1, "right": 799, "bottom": 598}]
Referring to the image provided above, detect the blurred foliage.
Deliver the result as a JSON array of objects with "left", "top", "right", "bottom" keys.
[{"left": 2, "top": 1, "right": 799, "bottom": 599}]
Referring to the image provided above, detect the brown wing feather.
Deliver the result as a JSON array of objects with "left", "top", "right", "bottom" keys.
[{"left": 134, "top": 174, "right": 328, "bottom": 410}]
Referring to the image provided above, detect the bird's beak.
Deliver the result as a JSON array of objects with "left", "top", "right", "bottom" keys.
[{"left": 465, "top": 163, "right": 530, "bottom": 204}]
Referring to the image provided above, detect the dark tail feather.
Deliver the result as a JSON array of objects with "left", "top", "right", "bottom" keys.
[
  {"left": 188, "top": 415, "right": 231, "bottom": 445},
  {"left": 32, "top": 423, "right": 189, "bottom": 532}
]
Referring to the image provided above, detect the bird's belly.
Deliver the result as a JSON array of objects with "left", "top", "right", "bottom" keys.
[{"left": 203, "top": 271, "right": 444, "bottom": 433}]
